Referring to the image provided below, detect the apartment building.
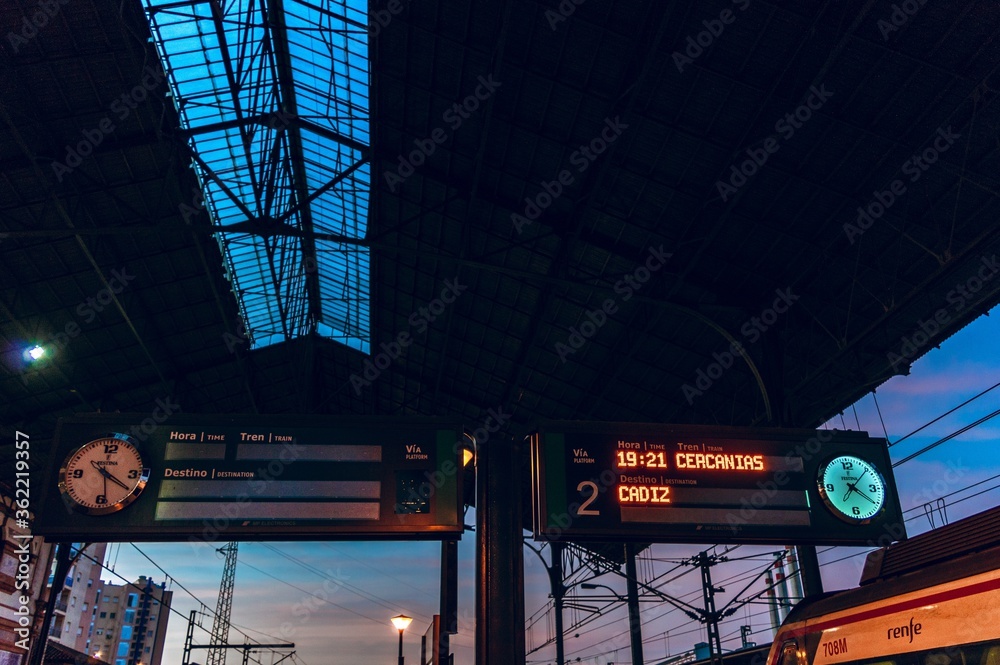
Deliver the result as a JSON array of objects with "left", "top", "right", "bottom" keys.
[
  {"left": 46, "top": 543, "right": 108, "bottom": 655},
  {"left": 88, "top": 577, "right": 171, "bottom": 665}
]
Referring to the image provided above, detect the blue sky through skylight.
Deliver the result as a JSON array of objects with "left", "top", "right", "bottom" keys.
[{"left": 144, "top": 0, "right": 370, "bottom": 353}]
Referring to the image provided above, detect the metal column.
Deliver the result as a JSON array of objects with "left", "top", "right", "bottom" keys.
[
  {"left": 550, "top": 542, "right": 565, "bottom": 665},
  {"left": 440, "top": 540, "right": 458, "bottom": 663},
  {"left": 625, "top": 543, "right": 645, "bottom": 665},
  {"left": 475, "top": 437, "right": 525, "bottom": 665},
  {"left": 28, "top": 542, "right": 72, "bottom": 665},
  {"left": 796, "top": 546, "right": 824, "bottom": 597}
]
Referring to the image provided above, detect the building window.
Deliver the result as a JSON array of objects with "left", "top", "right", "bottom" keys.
[
  {"left": 109, "top": 612, "right": 116, "bottom": 619},
  {"left": 99, "top": 612, "right": 106, "bottom": 619},
  {"left": 121, "top": 626, "right": 132, "bottom": 640},
  {"left": 117, "top": 642, "right": 129, "bottom": 657},
  {"left": 124, "top": 610, "right": 135, "bottom": 623},
  {"left": 144, "top": 647, "right": 151, "bottom": 654},
  {"left": 127, "top": 593, "right": 137, "bottom": 608}
]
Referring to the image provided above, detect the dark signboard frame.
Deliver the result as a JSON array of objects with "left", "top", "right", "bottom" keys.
[
  {"left": 35, "top": 414, "right": 465, "bottom": 542},
  {"left": 531, "top": 421, "right": 905, "bottom": 546}
]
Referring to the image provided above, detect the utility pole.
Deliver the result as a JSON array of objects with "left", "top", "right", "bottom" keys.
[
  {"left": 183, "top": 610, "right": 199, "bottom": 665},
  {"left": 207, "top": 542, "right": 239, "bottom": 665},
  {"left": 696, "top": 551, "right": 723, "bottom": 665},
  {"left": 625, "top": 544, "right": 644, "bottom": 665}
]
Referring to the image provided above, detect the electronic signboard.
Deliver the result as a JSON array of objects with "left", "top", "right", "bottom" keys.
[
  {"left": 531, "top": 422, "right": 905, "bottom": 545},
  {"left": 35, "top": 414, "right": 465, "bottom": 541}
]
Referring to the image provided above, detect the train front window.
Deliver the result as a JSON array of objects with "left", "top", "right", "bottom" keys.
[
  {"left": 982, "top": 646, "right": 1000, "bottom": 665},
  {"left": 781, "top": 641, "right": 801, "bottom": 665}
]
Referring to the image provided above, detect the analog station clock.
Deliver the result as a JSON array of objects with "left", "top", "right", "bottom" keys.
[
  {"left": 58, "top": 434, "right": 149, "bottom": 515},
  {"left": 817, "top": 455, "right": 886, "bottom": 523}
]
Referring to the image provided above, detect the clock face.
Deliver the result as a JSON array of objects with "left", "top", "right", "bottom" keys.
[
  {"left": 58, "top": 435, "right": 149, "bottom": 515},
  {"left": 817, "top": 455, "right": 886, "bottom": 523}
]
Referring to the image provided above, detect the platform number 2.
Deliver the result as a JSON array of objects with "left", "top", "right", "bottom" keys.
[{"left": 576, "top": 481, "right": 600, "bottom": 516}]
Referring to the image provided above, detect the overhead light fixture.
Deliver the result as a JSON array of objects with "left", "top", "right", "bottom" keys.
[{"left": 24, "top": 345, "right": 45, "bottom": 361}]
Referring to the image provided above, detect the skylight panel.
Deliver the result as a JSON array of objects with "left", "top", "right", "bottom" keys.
[{"left": 145, "top": 0, "right": 370, "bottom": 353}]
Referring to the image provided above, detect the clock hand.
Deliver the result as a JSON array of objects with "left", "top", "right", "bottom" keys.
[
  {"left": 90, "top": 461, "right": 131, "bottom": 491},
  {"left": 850, "top": 485, "right": 877, "bottom": 505},
  {"left": 103, "top": 470, "right": 131, "bottom": 491},
  {"left": 841, "top": 469, "right": 869, "bottom": 502}
]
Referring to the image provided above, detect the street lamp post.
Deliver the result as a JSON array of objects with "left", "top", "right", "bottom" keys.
[{"left": 391, "top": 614, "right": 413, "bottom": 665}]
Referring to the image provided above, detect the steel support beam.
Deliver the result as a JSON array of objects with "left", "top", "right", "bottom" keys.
[{"left": 475, "top": 436, "right": 524, "bottom": 665}]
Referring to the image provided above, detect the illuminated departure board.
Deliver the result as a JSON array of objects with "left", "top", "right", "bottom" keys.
[
  {"left": 531, "top": 422, "right": 905, "bottom": 545},
  {"left": 35, "top": 414, "right": 465, "bottom": 541}
]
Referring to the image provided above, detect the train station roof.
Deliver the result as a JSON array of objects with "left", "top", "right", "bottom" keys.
[{"left": 3, "top": 0, "right": 1000, "bottom": 440}]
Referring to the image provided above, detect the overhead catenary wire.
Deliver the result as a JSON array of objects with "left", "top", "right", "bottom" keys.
[
  {"left": 889, "top": 379, "right": 1000, "bottom": 447},
  {"left": 536, "top": 548, "right": 793, "bottom": 662},
  {"left": 128, "top": 543, "right": 285, "bottom": 644},
  {"left": 255, "top": 542, "right": 436, "bottom": 621},
  {"left": 893, "top": 406, "right": 1000, "bottom": 466},
  {"left": 74, "top": 547, "right": 302, "bottom": 658},
  {"left": 529, "top": 391, "right": 1000, "bottom": 663}
]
